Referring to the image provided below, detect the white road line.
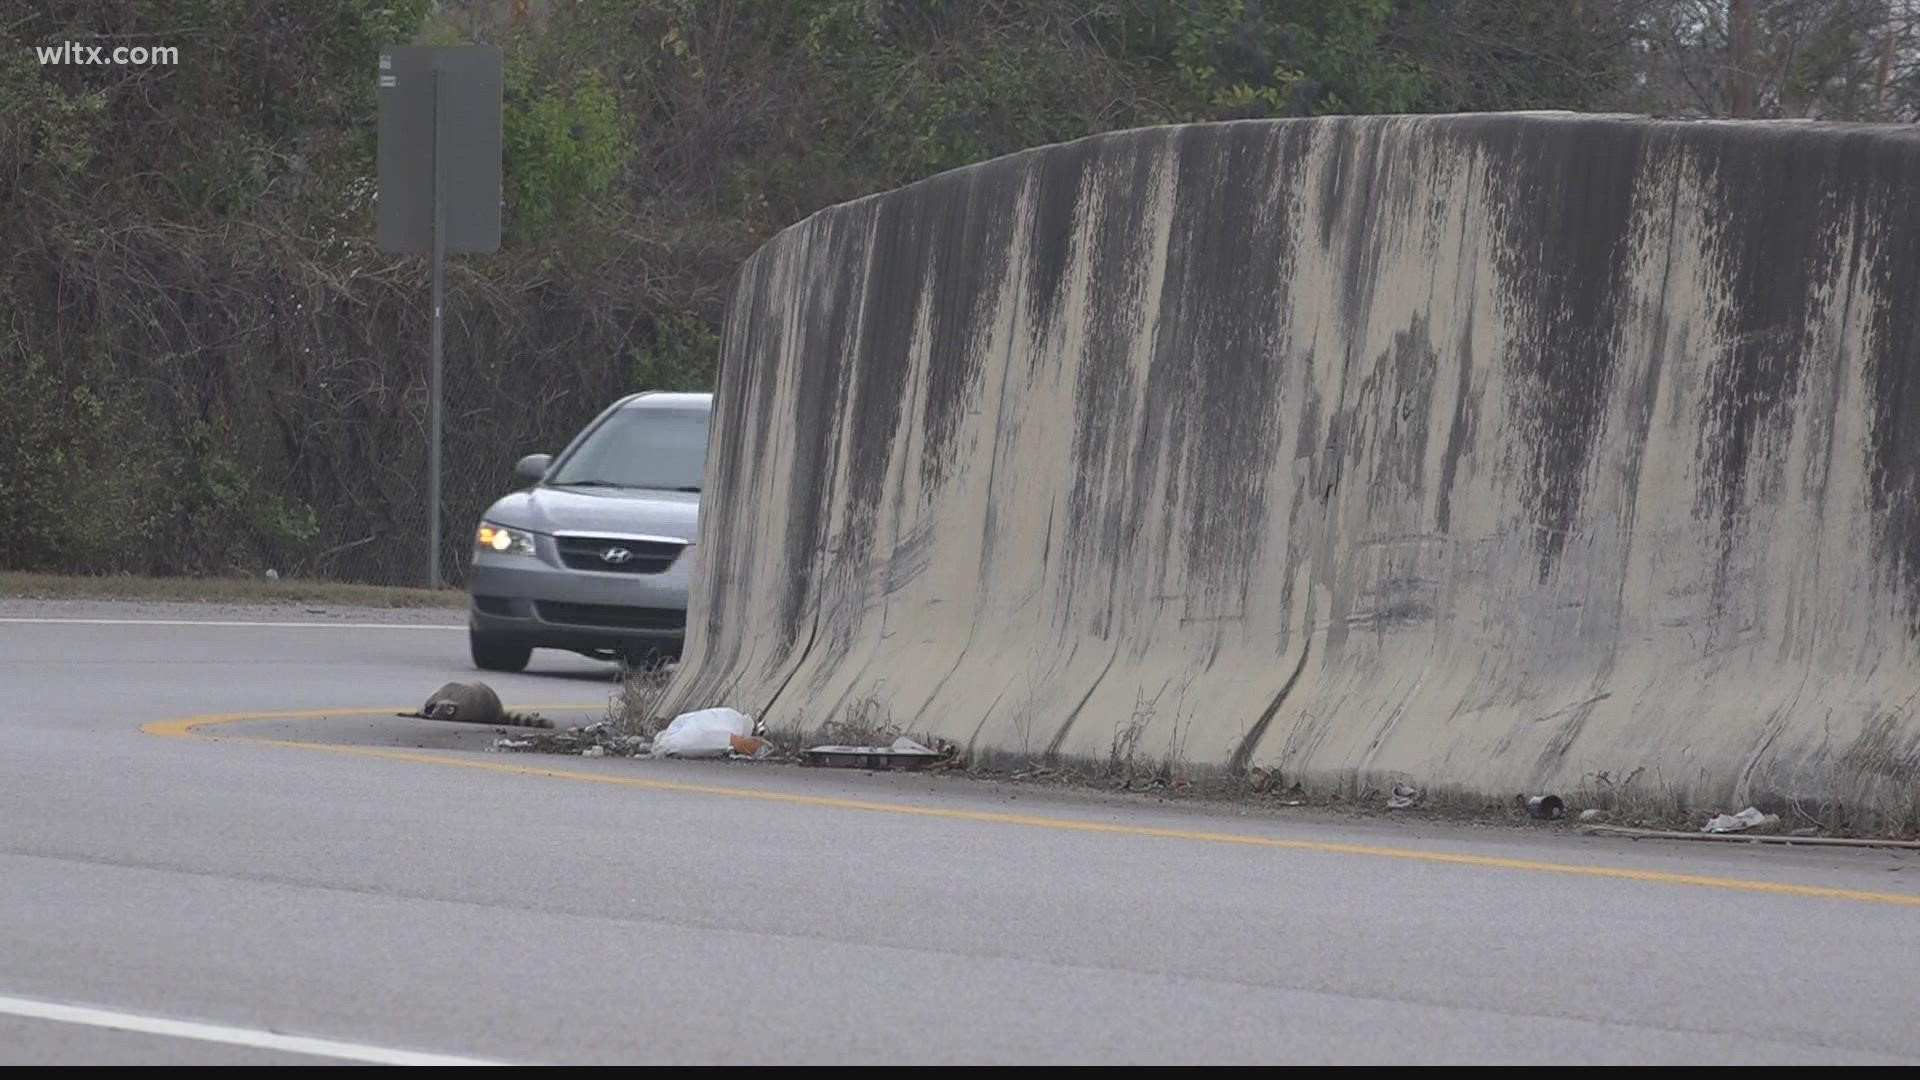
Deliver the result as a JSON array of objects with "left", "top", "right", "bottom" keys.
[
  {"left": 0, "top": 993, "right": 510, "bottom": 1066},
  {"left": 0, "top": 617, "right": 463, "bottom": 630}
]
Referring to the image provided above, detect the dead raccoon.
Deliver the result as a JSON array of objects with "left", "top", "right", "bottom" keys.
[{"left": 404, "top": 681, "right": 553, "bottom": 728}]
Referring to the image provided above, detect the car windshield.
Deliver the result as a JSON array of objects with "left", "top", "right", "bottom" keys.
[{"left": 547, "top": 406, "right": 709, "bottom": 492}]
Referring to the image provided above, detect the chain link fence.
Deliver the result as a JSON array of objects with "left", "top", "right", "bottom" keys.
[
  {"left": 308, "top": 346, "right": 641, "bottom": 589},
  {"left": 0, "top": 240, "right": 718, "bottom": 589}
]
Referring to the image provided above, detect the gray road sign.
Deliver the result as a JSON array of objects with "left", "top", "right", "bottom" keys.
[
  {"left": 376, "top": 45, "right": 503, "bottom": 588},
  {"left": 377, "top": 46, "right": 502, "bottom": 254}
]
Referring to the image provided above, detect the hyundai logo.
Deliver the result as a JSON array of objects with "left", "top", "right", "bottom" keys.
[{"left": 601, "top": 547, "right": 633, "bottom": 565}]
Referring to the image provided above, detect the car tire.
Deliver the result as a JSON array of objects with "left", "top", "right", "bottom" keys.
[{"left": 470, "top": 629, "right": 532, "bottom": 673}]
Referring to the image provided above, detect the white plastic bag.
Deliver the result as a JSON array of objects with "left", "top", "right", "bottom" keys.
[
  {"left": 651, "top": 707, "right": 754, "bottom": 758},
  {"left": 1702, "top": 806, "right": 1780, "bottom": 834}
]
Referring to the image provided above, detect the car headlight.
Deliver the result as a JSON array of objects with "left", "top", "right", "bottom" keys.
[{"left": 475, "top": 522, "right": 535, "bottom": 556}]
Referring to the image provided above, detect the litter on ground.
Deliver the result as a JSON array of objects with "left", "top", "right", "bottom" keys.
[
  {"left": 651, "top": 707, "right": 757, "bottom": 759},
  {"left": 803, "top": 736, "right": 949, "bottom": 770},
  {"left": 1702, "top": 806, "right": 1781, "bottom": 834}
]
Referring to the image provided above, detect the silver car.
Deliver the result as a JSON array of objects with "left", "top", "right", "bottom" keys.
[{"left": 466, "top": 391, "right": 710, "bottom": 672}]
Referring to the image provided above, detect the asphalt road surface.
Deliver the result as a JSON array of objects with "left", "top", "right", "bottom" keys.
[{"left": 3, "top": 599, "right": 1918, "bottom": 1064}]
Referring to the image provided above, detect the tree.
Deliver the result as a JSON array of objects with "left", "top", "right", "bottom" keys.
[
  {"left": 1391, "top": 0, "right": 1658, "bottom": 114},
  {"left": 12, "top": 0, "right": 1909, "bottom": 584},
  {"left": 1636, "top": 0, "right": 1920, "bottom": 120}
]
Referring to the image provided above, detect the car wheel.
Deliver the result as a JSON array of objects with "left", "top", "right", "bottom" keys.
[{"left": 470, "top": 629, "right": 532, "bottom": 672}]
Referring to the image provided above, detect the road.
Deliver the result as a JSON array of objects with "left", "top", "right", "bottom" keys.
[{"left": 2, "top": 599, "right": 1918, "bottom": 1064}]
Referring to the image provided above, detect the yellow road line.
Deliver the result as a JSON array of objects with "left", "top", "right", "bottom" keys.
[
  {"left": 139, "top": 706, "right": 602, "bottom": 739},
  {"left": 143, "top": 707, "right": 1920, "bottom": 909}
]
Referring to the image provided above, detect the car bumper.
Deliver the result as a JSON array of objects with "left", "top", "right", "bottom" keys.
[{"left": 467, "top": 537, "right": 692, "bottom": 652}]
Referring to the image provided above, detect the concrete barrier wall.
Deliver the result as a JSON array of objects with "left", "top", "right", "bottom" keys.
[{"left": 664, "top": 112, "right": 1920, "bottom": 817}]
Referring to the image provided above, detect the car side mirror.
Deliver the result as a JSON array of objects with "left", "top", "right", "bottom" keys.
[{"left": 513, "top": 453, "right": 552, "bottom": 484}]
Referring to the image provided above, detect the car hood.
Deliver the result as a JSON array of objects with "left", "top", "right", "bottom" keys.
[{"left": 481, "top": 485, "right": 700, "bottom": 541}]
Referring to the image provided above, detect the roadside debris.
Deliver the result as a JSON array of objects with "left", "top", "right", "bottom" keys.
[
  {"left": 1385, "top": 781, "right": 1423, "bottom": 810},
  {"left": 1099, "top": 772, "right": 1196, "bottom": 792},
  {"left": 1578, "top": 807, "right": 1611, "bottom": 823},
  {"left": 1583, "top": 822, "right": 1920, "bottom": 849},
  {"left": 484, "top": 705, "right": 771, "bottom": 760},
  {"left": 728, "top": 733, "right": 772, "bottom": 759},
  {"left": 1525, "top": 794, "right": 1566, "bottom": 820},
  {"left": 400, "top": 681, "right": 552, "bottom": 728},
  {"left": 652, "top": 707, "right": 757, "bottom": 759},
  {"left": 1701, "top": 806, "right": 1781, "bottom": 834},
  {"left": 1244, "top": 767, "right": 1307, "bottom": 803},
  {"left": 490, "top": 720, "right": 649, "bottom": 756},
  {"left": 803, "top": 735, "right": 952, "bottom": 770}
]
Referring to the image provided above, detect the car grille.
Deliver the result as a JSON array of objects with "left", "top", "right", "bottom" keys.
[
  {"left": 535, "top": 601, "right": 684, "bottom": 631},
  {"left": 553, "top": 535, "right": 685, "bottom": 574}
]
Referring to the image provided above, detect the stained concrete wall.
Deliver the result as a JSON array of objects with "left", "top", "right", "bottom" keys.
[{"left": 663, "top": 112, "right": 1920, "bottom": 816}]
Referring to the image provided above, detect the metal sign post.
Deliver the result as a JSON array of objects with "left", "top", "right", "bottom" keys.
[
  {"left": 428, "top": 69, "right": 446, "bottom": 589},
  {"left": 376, "top": 46, "right": 502, "bottom": 589}
]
